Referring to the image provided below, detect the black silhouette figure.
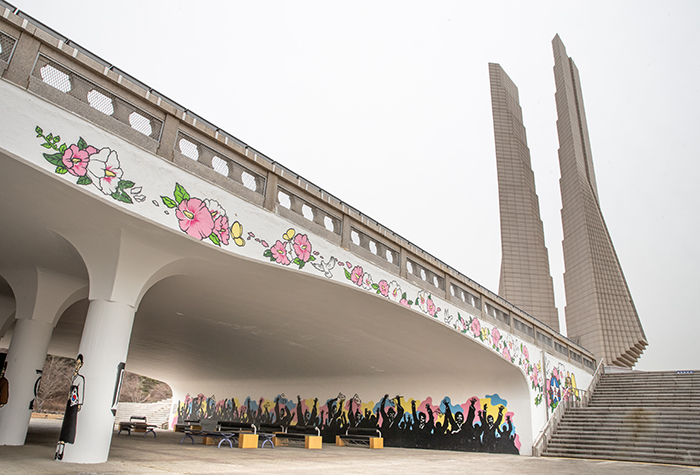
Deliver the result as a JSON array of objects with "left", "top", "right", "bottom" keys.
[{"left": 55, "top": 354, "right": 84, "bottom": 461}]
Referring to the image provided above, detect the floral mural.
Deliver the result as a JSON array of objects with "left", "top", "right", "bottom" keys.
[
  {"left": 176, "top": 391, "right": 521, "bottom": 454},
  {"left": 35, "top": 126, "right": 145, "bottom": 204},
  {"left": 160, "top": 183, "right": 244, "bottom": 248},
  {"left": 33, "top": 125, "right": 583, "bottom": 410},
  {"left": 544, "top": 361, "right": 579, "bottom": 411},
  {"left": 263, "top": 228, "right": 317, "bottom": 269}
]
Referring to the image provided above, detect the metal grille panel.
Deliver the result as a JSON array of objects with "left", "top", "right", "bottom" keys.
[
  {"left": 0, "top": 30, "right": 16, "bottom": 63},
  {"left": 277, "top": 187, "right": 341, "bottom": 235},
  {"left": 175, "top": 131, "right": 265, "bottom": 195},
  {"left": 485, "top": 303, "right": 510, "bottom": 325},
  {"left": 350, "top": 227, "right": 399, "bottom": 265},
  {"left": 406, "top": 258, "right": 444, "bottom": 290},
  {"left": 513, "top": 318, "right": 534, "bottom": 338},
  {"left": 450, "top": 283, "right": 481, "bottom": 309},
  {"left": 30, "top": 54, "right": 163, "bottom": 140}
]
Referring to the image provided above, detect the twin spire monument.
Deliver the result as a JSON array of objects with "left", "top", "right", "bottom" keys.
[{"left": 488, "top": 35, "right": 647, "bottom": 368}]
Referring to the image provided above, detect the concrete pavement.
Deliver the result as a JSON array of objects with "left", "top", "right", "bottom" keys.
[{"left": 0, "top": 419, "right": 697, "bottom": 475}]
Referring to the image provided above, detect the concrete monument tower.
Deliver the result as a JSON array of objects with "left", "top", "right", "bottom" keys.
[
  {"left": 488, "top": 63, "right": 560, "bottom": 332},
  {"left": 552, "top": 35, "right": 647, "bottom": 367}
]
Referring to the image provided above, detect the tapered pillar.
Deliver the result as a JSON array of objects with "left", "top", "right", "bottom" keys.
[
  {"left": 552, "top": 35, "right": 647, "bottom": 366},
  {"left": 0, "top": 286, "right": 15, "bottom": 338},
  {"left": 53, "top": 227, "right": 187, "bottom": 463},
  {"left": 57, "top": 300, "right": 135, "bottom": 463},
  {"left": 489, "top": 63, "right": 560, "bottom": 331},
  {"left": 0, "top": 268, "right": 86, "bottom": 445},
  {"left": 0, "top": 317, "right": 53, "bottom": 445}
]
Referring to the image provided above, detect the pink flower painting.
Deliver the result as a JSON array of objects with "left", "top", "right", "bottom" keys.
[
  {"left": 293, "top": 234, "right": 312, "bottom": 262},
  {"left": 491, "top": 327, "right": 501, "bottom": 348},
  {"left": 161, "top": 183, "right": 237, "bottom": 247},
  {"left": 264, "top": 229, "right": 316, "bottom": 269},
  {"left": 62, "top": 144, "right": 96, "bottom": 177},
  {"left": 470, "top": 318, "right": 481, "bottom": 338},
  {"left": 176, "top": 198, "right": 215, "bottom": 239},
  {"left": 350, "top": 265, "right": 364, "bottom": 286},
  {"left": 378, "top": 280, "right": 389, "bottom": 297},
  {"left": 270, "top": 240, "right": 292, "bottom": 266},
  {"left": 214, "top": 214, "right": 230, "bottom": 245},
  {"left": 37, "top": 127, "right": 145, "bottom": 204},
  {"left": 426, "top": 297, "right": 437, "bottom": 317},
  {"left": 455, "top": 316, "right": 468, "bottom": 333},
  {"left": 502, "top": 346, "right": 511, "bottom": 361}
]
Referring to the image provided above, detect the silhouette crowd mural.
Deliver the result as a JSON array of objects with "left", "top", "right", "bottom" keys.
[{"left": 176, "top": 392, "right": 521, "bottom": 454}]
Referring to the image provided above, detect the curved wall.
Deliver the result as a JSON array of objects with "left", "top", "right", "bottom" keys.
[{"left": 0, "top": 61, "right": 592, "bottom": 455}]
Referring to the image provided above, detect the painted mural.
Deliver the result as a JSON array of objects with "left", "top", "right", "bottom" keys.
[
  {"left": 35, "top": 127, "right": 145, "bottom": 204},
  {"left": 0, "top": 361, "right": 8, "bottom": 407},
  {"left": 160, "top": 182, "right": 245, "bottom": 248},
  {"left": 544, "top": 358, "right": 580, "bottom": 411},
  {"left": 55, "top": 354, "right": 84, "bottom": 460},
  {"left": 29, "top": 369, "right": 42, "bottom": 411},
  {"left": 26, "top": 118, "right": 590, "bottom": 453},
  {"left": 31, "top": 124, "right": 588, "bottom": 415},
  {"left": 176, "top": 392, "right": 521, "bottom": 454}
]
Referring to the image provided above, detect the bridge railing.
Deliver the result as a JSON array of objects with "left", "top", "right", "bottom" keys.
[
  {"left": 0, "top": 4, "right": 597, "bottom": 372},
  {"left": 532, "top": 358, "right": 605, "bottom": 456}
]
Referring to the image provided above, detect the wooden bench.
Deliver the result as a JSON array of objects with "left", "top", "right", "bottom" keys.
[
  {"left": 336, "top": 427, "right": 383, "bottom": 449},
  {"left": 118, "top": 416, "right": 157, "bottom": 437},
  {"left": 174, "top": 419, "right": 201, "bottom": 432},
  {"left": 218, "top": 421, "right": 258, "bottom": 449},
  {"left": 257, "top": 423, "right": 284, "bottom": 449},
  {"left": 273, "top": 425, "right": 322, "bottom": 449},
  {"left": 180, "top": 421, "right": 257, "bottom": 449}
]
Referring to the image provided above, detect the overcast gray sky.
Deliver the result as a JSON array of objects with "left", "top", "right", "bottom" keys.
[{"left": 12, "top": 0, "right": 700, "bottom": 371}]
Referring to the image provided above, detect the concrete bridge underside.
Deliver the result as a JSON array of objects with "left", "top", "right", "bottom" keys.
[{"left": 0, "top": 148, "right": 531, "bottom": 454}]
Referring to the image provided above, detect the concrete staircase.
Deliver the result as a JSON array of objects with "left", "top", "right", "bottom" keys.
[
  {"left": 114, "top": 398, "right": 173, "bottom": 429},
  {"left": 543, "top": 371, "right": 700, "bottom": 466}
]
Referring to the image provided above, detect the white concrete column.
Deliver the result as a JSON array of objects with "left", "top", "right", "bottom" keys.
[
  {"left": 0, "top": 318, "right": 53, "bottom": 445},
  {"left": 0, "top": 289, "right": 15, "bottom": 338},
  {"left": 0, "top": 267, "right": 86, "bottom": 446},
  {"left": 57, "top": 299, "right": 135, "bottom": 463},
  {"left": 53, "top": 227, "right": 190, "bottom": 463}
]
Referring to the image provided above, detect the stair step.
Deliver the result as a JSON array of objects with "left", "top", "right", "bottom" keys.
[
  {"left": 544, "top": 447, "right": 700, "bottom": 466},
  {"left": 565, "top": 407, "right": 700, "bottom": 414},
  {"left": 545, "top": 445, "right": 700, "bottom": 457},
  {"left": 561, "top": 413, "right": 700, "bottom": 421},
  {"left": 542, "top": 372, "right": 700, "bottom": 466},
  {"left": 549, "top": 434, "right": 700, "bottom": 448},
  {"left": 555, "top": 424, "right": 700, "bottom": 433},
  {"left": 560, "top": 414, "right": 700, "bottom": 423}
]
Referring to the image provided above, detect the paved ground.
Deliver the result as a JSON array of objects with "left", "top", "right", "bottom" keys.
[{"left": 1, "top": 419, "right": 698, "bottom": 475}]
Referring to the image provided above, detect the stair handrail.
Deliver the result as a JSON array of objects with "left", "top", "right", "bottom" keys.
[
  {"left": 582, "top": 357, "right": 606, "bottom": 407},
  {"left": 532, "top": 357, "right": 605, "bottom": 456},
  {"left": 531, "top": 392, "right": 567, "bottom": 456}
]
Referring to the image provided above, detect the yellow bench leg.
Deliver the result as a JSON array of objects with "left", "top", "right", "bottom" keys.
[
  {"left": 238, "top": 433, "right": 259, "bottom": 449},
  {"left": 305, "top": 435, "right": 322, "bottom": 449},
  {"left": 369, "top": 437, "right": 383, "bottom": 449}
]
